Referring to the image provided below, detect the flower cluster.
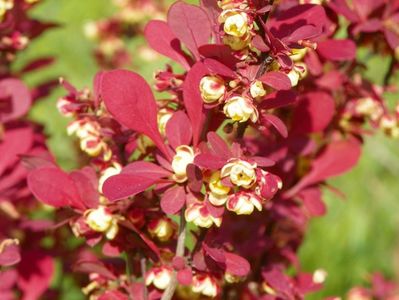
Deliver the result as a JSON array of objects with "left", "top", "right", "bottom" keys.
[{"left": 0, "top": 0, "right": 396, "bottom": 299}]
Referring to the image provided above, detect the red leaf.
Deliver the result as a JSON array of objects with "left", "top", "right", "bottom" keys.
[
  {"left": 317, "top": 39, "right": 356, "bottom": 61},
  {"left": 299, "top": 187, "right": 326, "bottom": 217},
  {"left": 183, "top": 62, "right": 208, "bottom": 146},
  {"left": 0, "top": 240, "right": 20, "bottom": 267},
  {"left": 261, "top": 114, "right": 288, "bottom": 138},
  {"left": 73, "top": 260, "right": 117, "bottom": 280},
  {"left": 259, "top": 90, "right": 297, "bottom": 110},
  {"left": 100, "top": 69, "right": 169, "bottom": 158},
  {"left": 0, "top": 78, "right": 31, "bottom": 122},
  {"left": 225, "top": 253, "right": 250, "bottom": 277},
  {"left": 187, "top": 164, "right": 203, "bottom": 193},
  {"left": 203, "top": 58, "right": 236, "bottom": 78},
  {"left": 251, "top": 156, "right": 275, "bottom": 167},
  {"left": 198, "top": 44, "right": 238, "bottom": 68},
  {"left": 27, "top": 167, "right": 84, "bottom": 210},
  {"left": 194, "top": 153, "right": 227, "bottom": 170},
  {"left": 292, "top": 92, "right": 335, "bottom": 134},
  {"left": 165, "top": 111, "right": 192, "bottom": 149},
  {"left": 122, "top": 161, "right": 171, "bottom": 178},
  {"left": 103, "top": 174, "right": 160, "bottom": 202},
  {"left": 17, "top": 251, "right": 54, "bottom": 300},
  {"left": 207, "top": 132, "right": 231, "bottom": 159},
  {"left": 167, "top": 1, "right": 211, "bottom": 60},
  {"left": 286, "top": 137, "right": 362, "bottom": 197},
  {"left": 160, "top": 185, "right": 186, "bottom": 214},
  {"left": 259, "top": 71, "right": 291, "bottom": 90},
  {"left": 70, "top": 168, "right": 99, "bottom": 209},
  {"left": 144, "top": 20, "right": 191, "bottom": 70}
]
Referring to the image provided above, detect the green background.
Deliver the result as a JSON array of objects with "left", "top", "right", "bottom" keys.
[{"left": 16, "top": 0, "right": 399, "bottom": 298}]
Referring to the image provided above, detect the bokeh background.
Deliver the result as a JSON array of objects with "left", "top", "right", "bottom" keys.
[{"left": 15, "top": 0, "right": 399, "bottom": 298}]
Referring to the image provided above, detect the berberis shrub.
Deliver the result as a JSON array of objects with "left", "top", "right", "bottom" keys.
[{"left": 1, "top": 0, "right": 399, "bottom": 299}]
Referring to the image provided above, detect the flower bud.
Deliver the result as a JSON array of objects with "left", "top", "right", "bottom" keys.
[
  {"left": 221, "top": 11, "right": 249, "bottom": 37},
  {"left": 226, "top": 192, "right": 262, "bottom": 215},
  {"left": 145, "top": 266, "right": 173, "bottom": 290},
  {"left": 255, "top": 170, "right": 282, "bottom": 200},
  {"left": 223, "top": 96, "right": 258, "bottom": 123},
  {"left": 83, "top": 21, "right": 99, "bottom": 40},
  {"left": 185, "top": 202, "right": 222, "bottom": 228},
  {"left": 192, "top": 274, "right": 219, "bottom": 297},
  {"left": 221, "top": 159, "right": 257, "bottom": 188},
  {"left": 57, "top": 98, "right": 75, "bottom": 117},
  {"left": 147, "top": 217, "right": 176, "bottom": 242},
  {"left": 287, "top": 68, "right": 300, "bottom": 87},
  {"left": 157, "top": 108, "right": 173, "bottom": 135},
  {"left": 98, "top": 163, "right": 122, "bottom": 193},
  {"left": 199, "top": 76, "right": 226, "bottom": 103},
  {"left": 379, "top": 115, "right": 399, "bottom": 139},
  {"left": 0, "top": 0, "right": 13, "bottom": 19},
  {"left": 85, "top": 206, "right": 119, "bottom": 240},
  {"left": 313, "top": 269, "right": 327, "bottom": 284},
  {"left": 290, "top": 48, "right": 308, "bottom": 62},
  {"left": 250, "top": 80, "right": 266, "bottom": 98},
  {"left": 355, "top": 97, "right": 383, "bottom": 121},
  {"left": 172, "top": 145, "right": 195, "bottom": 183},
  {"left": 80, "top": 136, "right": 106, "bottom": 157}
]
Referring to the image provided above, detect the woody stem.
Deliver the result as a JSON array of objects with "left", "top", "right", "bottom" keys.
[{"left": 160, "top": 209, "right": 187, "bottom": 300}]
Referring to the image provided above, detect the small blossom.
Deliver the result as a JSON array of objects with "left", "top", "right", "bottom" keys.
[
  {"left": 223, "top": 33, "right": 251, "bottom": 51},
  {"left": 379, "top": 115, "right": 399, "bottom": 138},
  {"left": 226, "top": 192, "right": 262, "bottom": 215},
  {"left": 157, "top": 108, "right": 174, "bottom": 134},
  {"left": 355, "top": 97, "right": 384, "bottom": 121},
  {"left": 98, "top": 163, "right": 122, "bottom": 193},
  {"left": 250, "top": 80, "right": 266, "bottom": 98},
  {"left": 290, "top": 48, "right": 308, "bottom": 62},
  {"left": 313, "top": 269, "right": 327, "bottom": 284},
  {"left": 223, "top": 96, "right": 258, "bottom": 123},
  {"left": 199, "top": 75, "right": 226, "bottom": 103},
  {"left": 0, "top": 0, "right": 13, "bottom": 19},
  {"left": 185, "top": 202, "right": 222, "bottom": 228},
  {"left": 208, "top": 171, "right": 230, "bottom": 206},
  {"left": 147, "top": 217, "right": 176, "bottom": 242},
  {"left": 221, "top": 159, "right": 257, "bottom": 188},
  {"left": 192, "top": 274, "right": 219, "bottom": 297},
  {"left": 146, "top": 266, "right": 173, "bottom": 290},
  {"left": 221, "top": 11, "right": 249, "bottom": 38},
  {"left": 172, "top": 145, "right": 195, "bottom": 182},
  {"left": 85, "top": 206, "right": 119, "bottom": 239}
]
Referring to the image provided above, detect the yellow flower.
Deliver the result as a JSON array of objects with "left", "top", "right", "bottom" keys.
[
  {"left": 226, "top": 193, "right": 262, "bottom": 215},
  {"left": 221, "top": 11, "right": 249, "bottom": 37},
  {"left": 148, "top": 217, "right": 176, "bottom": 242},
  {"left": 250, "top": 80, "right": 266, "bottom": 98},
  {"left": 185, "top": 202, "right": 222, "bottom": 228},
  {"left": 223, "top": 96, "right": 258, "bottom": 123},
  {"left": 223, "top": 33, "right": 251, "bottom": 51},
  {"left": 221, "top": 159, "right": 257, "bottom": 188},
  {"left": 199, "top": 76, "right": 226, "bottom": 103},
  {"left": 171, "top": 145, "right": 195, "bottom": 183},
  {"left": 85, "top": 206, "right": 119, "bottom": 240},
  {"left": 145, "top": 267, "right": 173, "bottom": 290},
  {"left": 208, "top": 171, "right": 230, "bottom": 206},
  {"left": 290, "top": 48, "right": 308, "bottom": 62},
  {"left": 0, "top": 0, "right": 13, "bottom": 19},
  {"left": 192, "top": 274, "right": 218, "bottom": 297}
]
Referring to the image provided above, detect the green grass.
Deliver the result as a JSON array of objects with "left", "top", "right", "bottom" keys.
[{"left": 14, "top": 1, "right": 399, "bottom": 299}]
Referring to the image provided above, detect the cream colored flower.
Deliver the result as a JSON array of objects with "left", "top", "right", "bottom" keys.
[
  {"left": 221, "top": 159, "right": 257, "bottom": 188},
  {"left": 148, "top": 217, "right": 176, "bottom": 242},
  {"left": 355, "top": 97, "right": 383, "bottom": 121},
  {"left": 171, "top": 145, "right": 195, "bottom": 182},
  {"left": 290, "top": 48, "right": 308, "bottom": 62},
  {"left": 380, "top": 115, "right": 399, "bottom": 139},
  {"left": 192, "top": 274, "right": 218, "bottom": 297},
  {"left": 223, "top": 96, "right": 258, "bottom": 123},
  {"left": 85, "top": 206, "right": 119, "bottom": 239},
  {"left": 157, "top": 108, "right": 173, "bottom": 135},
  {"left": 208, "top": 171, "right": 230, "bottom": 206},
  {"left": 185, "top": 203, "right": 222, "bottom": 228},
  {"left": 226, "top": 193, "right": 262, "bottom": 215},
  {"left": 250, "top": 80, "right": 266, "bottom": 98},
  {"left": 0, "top": 0, "right": 13, "bottom": 19},
  {"left": 199, "top": 76, "right": 226, "bottom": 103},
  {"left": 221, "top": 11, "right": 249, "bottom": 37},
  {"left": 98, "top": 163, "right": 122, "bottom": 193},
  {"left": 223, "top": 33, "right": 251, "bottom": 51},
  {"left": 145, "top": 267, "right": 173, "bottom": 290}
]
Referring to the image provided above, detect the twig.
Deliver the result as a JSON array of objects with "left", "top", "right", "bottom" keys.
[
  {"left": 160, "top": 209, "right": 187, "bottom": 300},
  {"left": 384, "top": 56, "right": 396, "bottom": 86},
  {"left": 140, "top": 256, "right": 148, "bottom": 300}
]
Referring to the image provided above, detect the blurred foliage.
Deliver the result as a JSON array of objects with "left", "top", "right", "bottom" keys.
[{"left": 13, "top": 0, "right": 399, "bottom": 299}]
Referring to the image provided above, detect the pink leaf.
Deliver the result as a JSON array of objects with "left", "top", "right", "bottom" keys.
[
  {"left": 183, "top": 62, "right": 208, "bottom": 145},
  {"left": 0, "top": 240, "right": 20, "bottom": 267},
  {"left": 70, "top": 168, "right": 99, "bottom": 209},
  {"left": 27, "top": 167, "right": 84, "bottom": 210},
  {"left": 103, "top": 174, "right": 160, "bottom": 202},
  {"left": 17, "top": 251, "right": 54, "bottom": 300},
  {"left": 261, "top": 114, "right": 288, "bottom": 138},
  {"left": 122, "top": 161, "right": 171, "bottom": 178},
  {"left": 292, "top": 92, "right": 335, "bottom": 134},
  {"left": 187, "top": 164, "right": 203, "bottom": 193},
  {"left": 100, "top": 69, "right": 169, "bottom": 158},
  {"left": 207, "top": 132, "right": 231, "bottom": 159},
  {"left": 259, "top": 90, "right": 297, "bottom": 110},
  {"left": 194, "top": 153, "right": 227, "bottom": 170},
  {"left": 317, "top": 39, "right": 356, "bottom": 61},
  {"left": 0, "top": 78, "right": 31, "bottom": 122},
  {"left": 251, "top": 156, "right": 275, "bottom": 167},
  {"left": 167, "top": 1, "right": 211, "bottom": 60},
  {"left": 160, "top": 185, "right": 186, "bottom": 214},
  {"left": 165, "top": 111, "right": 192, "bottom": 149},
  {"left": 286, "top": 137, "right": 362, "bottom": 197},
  {"left": 144, "top": 20, "right": 191, "bottom": 70},
  {"left": 299, "top": 187, "right": 326, "bottom": 217},
  {"left": 225, "top": 253, "right": 251, "bottom": 277},
  {"left": 259, "top": 71, "right": 291, "bottom": 90},
  {"left": 203, "top": 58, "right": 236, "bottom": 78},
  {"left": 198, "top": 44, "right": 238, "bottom": 68}
]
